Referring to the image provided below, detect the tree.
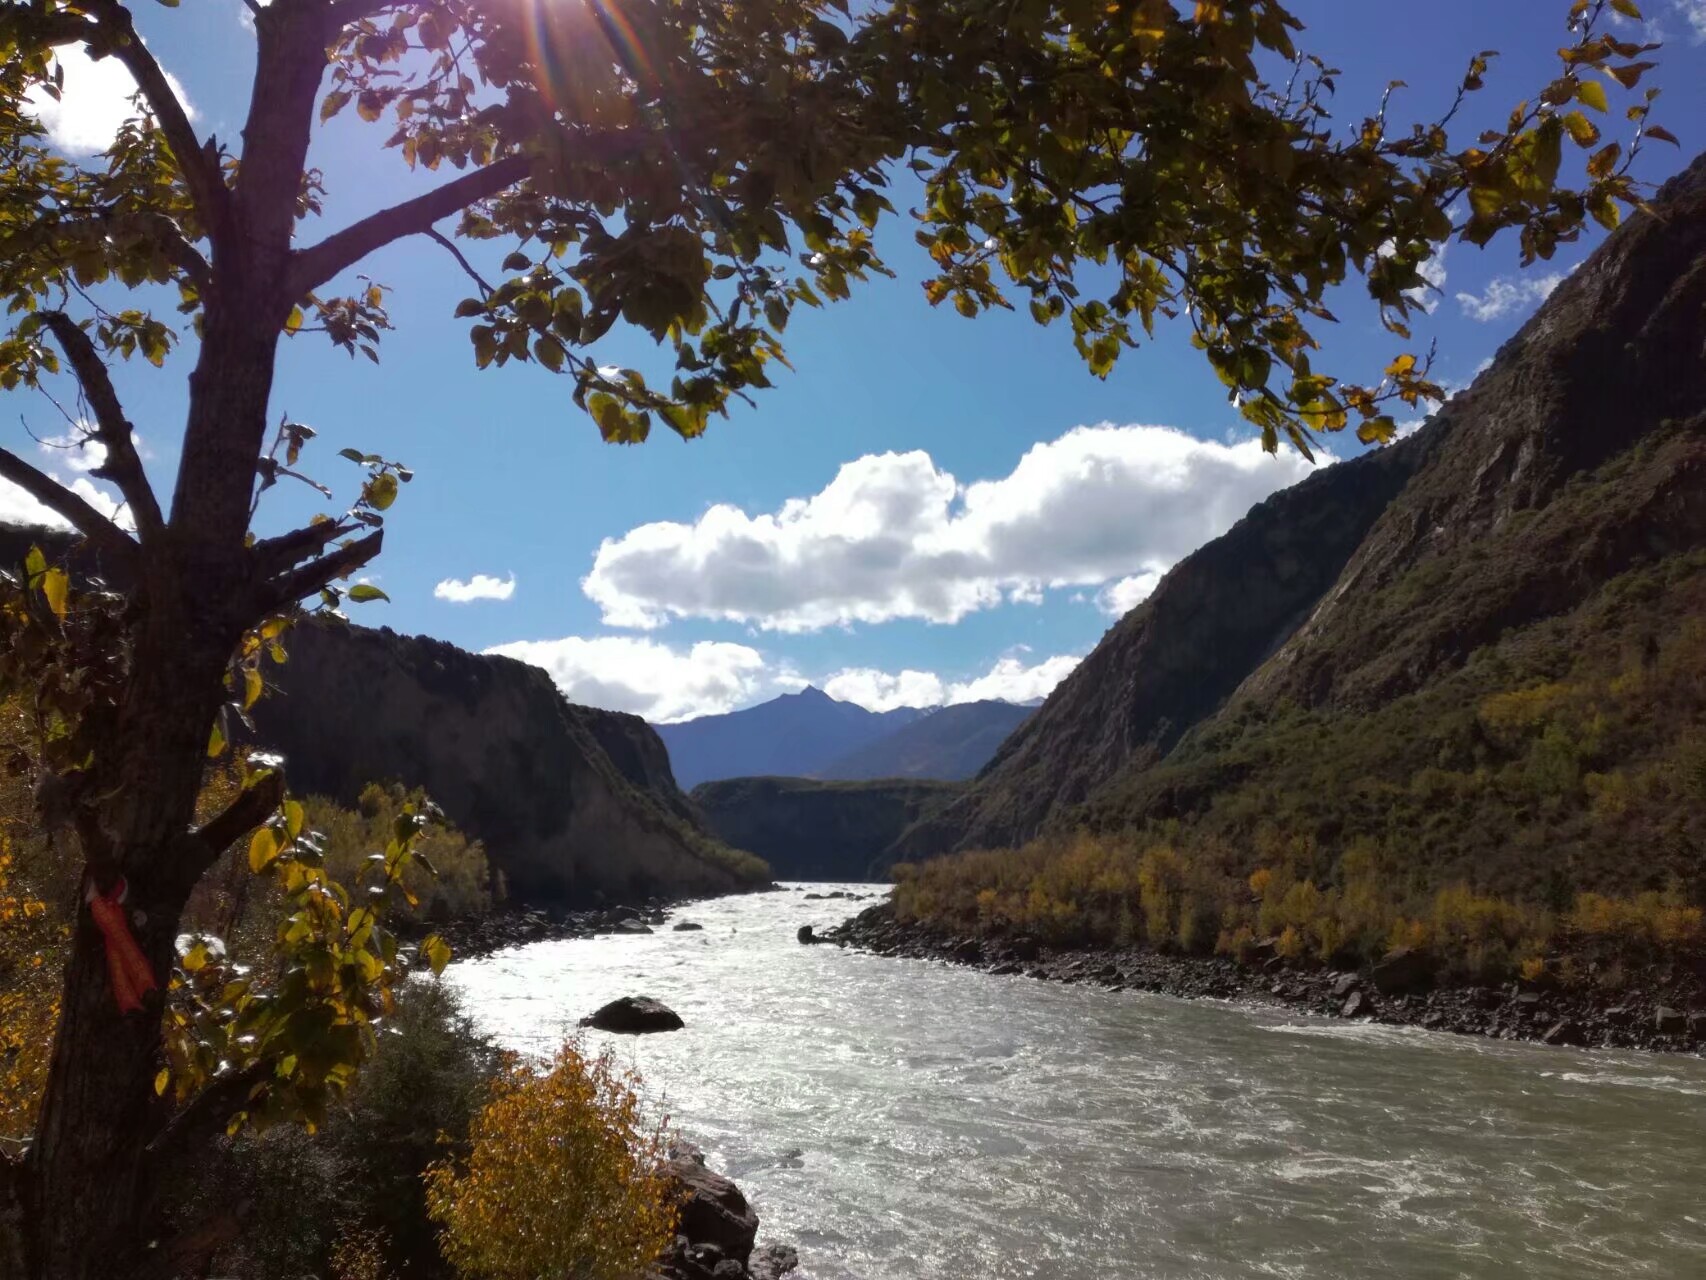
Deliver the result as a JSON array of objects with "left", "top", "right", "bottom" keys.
[
  {"left": 0, "top": 0, "right": 1674, "bottom": 1275},
  {"left": 424, "top": 1042, "right": 676, "bottom": 1280}
]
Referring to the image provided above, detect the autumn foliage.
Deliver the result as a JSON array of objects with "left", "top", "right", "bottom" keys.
[{"left": 426, "top": 1042, "right": 677, "bottom": 1280}]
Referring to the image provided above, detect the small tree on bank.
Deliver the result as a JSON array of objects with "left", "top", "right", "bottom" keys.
[{"left": 0, "top": 0, "right": 1675, "bottom": 1275}]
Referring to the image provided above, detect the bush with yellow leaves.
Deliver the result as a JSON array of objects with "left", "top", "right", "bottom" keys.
[{"left": 425, "top": 1042, "right": 677, "bottom": 1280}]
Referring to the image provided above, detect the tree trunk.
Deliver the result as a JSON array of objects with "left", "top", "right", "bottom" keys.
[{"left": 19, "top": 301, "right": 283, "bottom": 1279}]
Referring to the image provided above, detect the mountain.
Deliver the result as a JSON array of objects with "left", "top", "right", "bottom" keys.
[
  {"left": 821, "top": 700, "right": 1034, "bottom": 781},
  {"left": 691, "top": 777, "right": 962, "bottom": 880},
  {"left": 653, "top": 687, "right": 925, "bottom": 788},
  {"left": 245, "top": 622, "right": 772, "bottom": 905},
  {"left": 889, "top": 151, "right": 1706, "bottom": 902}
]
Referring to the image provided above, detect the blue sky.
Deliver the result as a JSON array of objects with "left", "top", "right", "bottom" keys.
[{"left": 7, "top": 0, "right": 1706, "bottom": 720}]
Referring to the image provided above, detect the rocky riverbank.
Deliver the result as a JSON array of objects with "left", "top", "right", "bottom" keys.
[
  {"left": 430, "top": 896, "right": 741, "bottom": 959},
  {"left": 652, "top": 1142, "right": 797, "bottom": 1280},
  {"left": 827, "top": 901, "right": 1706, "bottom": 1055}
]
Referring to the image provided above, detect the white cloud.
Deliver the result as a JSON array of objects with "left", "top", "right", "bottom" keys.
[
  {"left": 1096, "top": 570, "right": 1163, "bottom": 617},
  {"left": 0, "top": 467, "right": 132, "bottom": 531},
  {"left": 948, "top": 652, "right": 1080, "bottom": 704},
  {"left": 824, "top": 651, "right": 1082, "bottom": 711},
  {"left": 1456, "top": 272, "right": 1567, "bottom": 322},
  {"left": 824, "top": 667, "right": 947, "bottom": 711},
  {"left": 434, "top": 572, "right": 516, "bottom": 604},
  {"left": 26, "top": 43, "right": 196, "bottom": 154},
  {"left": 584, "top": 424, "right": 1321, "bottom": 634},
  {"left": 485, "top": 635, "right": 779, "bottom": 723},
  {"left": 1674, "top": 0, "right": 1706, "bottom": 40}
]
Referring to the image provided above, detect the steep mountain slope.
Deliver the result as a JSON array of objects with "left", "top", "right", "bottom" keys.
[
  {"left": 896, "top": 152, "right": 1706, "bottom": 891},
  {"left": 821, "top": 700, "right": 1033, "bottom": 781},
  {"left": 892, "top": 434, "right": 1430, "bottom": 855},
  {"left": 692, "top": 777, "right": 962, "bottom": 880},
  {"left": 252, "top": 622, "right": 767, "bottom": 903},
  {"left": 655, "top": 687, "right": 924, "bottom": 788}
]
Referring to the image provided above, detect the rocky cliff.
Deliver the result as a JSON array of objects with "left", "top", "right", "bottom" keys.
[
  {"left": 692, "top": 777, "right": 961, "bottom": 880},
  {"left": 253, "top": 622, "right": 767, "bottom": 904},
  {"left": 899, "top": 151, "right": 1706, "bottom": 879}
]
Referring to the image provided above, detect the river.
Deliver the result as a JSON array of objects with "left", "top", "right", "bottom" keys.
[{"left": 447, "top": 884, "right": 1706, "bottom": 1280}]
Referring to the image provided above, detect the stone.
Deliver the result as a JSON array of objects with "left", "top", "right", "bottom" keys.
[
  {"left": 617, "top": 919, "right": 655, "bottom": 934},
  {"left": 673, "top": 921, "right": 705, "bottom": 931},
  {"left": 1341, "top": 991, "right": 1367, "bottom": 1018},
  {"left": 1371, "top": 947, "right": 1434, "bottom": 996},
  {"left": 1009, "top": 935, "right": 1042, "bottom": 962},
  {"left": 750, "top": 1243, "right": 801, "bottom": 1280},
  {"left": 579, "top": 996, "right": 684, "bottom": 1034},
  {"left": 797, "top": 924, "right": 821, "bottom": 945},
  {"left": 1542, "top": 1019, "right": 1585, "bottom": 1047},
  {"left": 667, "top": 1147, "right": 759, "bottom": 1266},
  {"left": 712, "top": 1262, "right": 744, "bottom": 1279},
  {"left": 1655, "top": 1005, "right": 1688, "bottom": 1034},
  {"left": 1332, "top": 973, "right": 1360, "bottom": 998},
  {"left": 952, "top": 938, "right": 983, "bottom": 964}
]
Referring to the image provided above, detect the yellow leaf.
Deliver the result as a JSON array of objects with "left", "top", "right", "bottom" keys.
[
  {"left": 1575, "top": 79, "right": 1609, "bottom": 113},
  {"left": 1609, "top": 0, "right": 1641, "bottom": 16},
  {"left": 41, "top": 567, "right": 69, "bottom": 620},
  {"left": 284, "top": 799, "right": 305, "bottom": 841},
  {"left": 1384, "top": 353, "right": 1417, "bottom": 378},
  {"left": 248, "top": 827, "right": 280, "bottom": 874},
  {"left": 154, "top": 1068, "right": 170, "bottom": 1096},
  {"left": 285, "top": 305, "right": 305, "bottom": 334},
  {"left": 243, "top": 667, "right": 263, "bottom": 710},
  {"left": 1562, "top": 111, "right": 1600, "bottom": 148},
  {"left": 421, "top": 933, "right": 451, "bottom": 976}
]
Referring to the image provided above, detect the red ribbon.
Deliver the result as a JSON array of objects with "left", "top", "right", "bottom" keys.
[{"left": 86, "top": 877, "right": 158, "bottom": 1014}]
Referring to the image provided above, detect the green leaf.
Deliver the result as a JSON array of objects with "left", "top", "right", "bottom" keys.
[{"left": 347, "top": 583, "right": 390, "bottom": 603}]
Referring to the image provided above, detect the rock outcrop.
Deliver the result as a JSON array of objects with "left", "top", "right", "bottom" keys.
[{"left": 252, "top": 621, "right": 768, "bottom": 904}]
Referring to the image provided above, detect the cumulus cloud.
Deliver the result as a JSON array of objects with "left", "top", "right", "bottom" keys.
[
  {"left": 26, "top": 43, "right": 197, "bottom": 154},
  {"left": 485, "top": 635, "right": 780, "bottom": 723},
  {"left": 824, "top": 651, "right": 1082, "bottom": 710},
  {"left": 0, "top": 467, "right": 132, "bottom": 531},
  {"left": 823, "top": 667, "right": 948, "bottom": 711},
  {"left": 584, "top": 424, "right": 1320, "bottom": 633},
  {"left": 1096, "top": 571, "right": 1163, "bottom": 617},
  {"left": 434, "top": 572, "right": 516, "bottom": 604},
  {"left": 1456, "top": 272, "right": 1567, "bottom": 322}
]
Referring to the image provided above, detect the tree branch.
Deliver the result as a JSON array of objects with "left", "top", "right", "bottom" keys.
[
  {"left": 0, "top": 446, "right": 135, "bottom": 559},
  {"left": 0, "top": 210, "right": 209, "bottom": 295},
  {"left": 425, "top": 227, "right": 494, "bottom": 296},
  {"left": 192, "top": 770, "right": 285, "bottom": 863},
  {"left": 250, "top": 518, "right": 360, "bottom": 579},
  {"left": 79, "top": 1, "right": 232, "bottom": 250},
  {"left": 288, "top": 155, "right": 530, "bottom": 296},
  {"left": 143, "top": 1061, "right": 272, "bottom": 1175},
  {"left": 264, "top": 528, "right": 383, "bottom": 610},
  {"left": 39, "top": 313, "right": 165, "bottom": 541}
]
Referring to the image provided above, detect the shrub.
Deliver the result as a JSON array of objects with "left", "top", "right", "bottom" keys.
[
  {"left": 174, "top": 980, "right": 498, "bottom": 1279},
  {"left": 426, "top": 1041, "right": 677, "bottom": 1280}
]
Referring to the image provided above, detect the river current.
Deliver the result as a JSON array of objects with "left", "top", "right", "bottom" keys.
[{"left": 448, "top": 884, "right": 1706, "bottom": 1279}]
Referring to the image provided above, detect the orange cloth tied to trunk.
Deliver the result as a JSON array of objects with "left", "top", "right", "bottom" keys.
[{"left": 85, "top": 877, "right": 158, "bottom": 1014}]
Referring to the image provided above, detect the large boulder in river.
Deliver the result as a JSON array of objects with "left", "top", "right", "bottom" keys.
[
  {"left": 666, "top": 1144, "right": 758, "bottom": 1266},
  {"left": 579, "top": 996, "right": 684, "bottom": 1034}
]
